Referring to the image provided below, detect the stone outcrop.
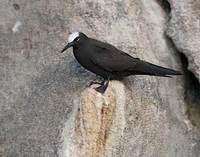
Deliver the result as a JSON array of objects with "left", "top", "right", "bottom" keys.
[{"left": 0, "top": 0, "right": 200, "bottom": 157}]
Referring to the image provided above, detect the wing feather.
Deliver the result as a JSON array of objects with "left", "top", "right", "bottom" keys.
[
  {"left": 90, "top": 39, "right": 139, "bottom": 72},
  {"left": 89, "top": 39, "right": 181, "bottom": 77}
]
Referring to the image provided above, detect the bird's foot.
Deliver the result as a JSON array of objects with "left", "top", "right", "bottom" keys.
[
  {"left": 87, "top": 80, "right": 104, "bottom": 87},
  {"left": 95, "top": 84, "right": 108, "bottom": 94}
]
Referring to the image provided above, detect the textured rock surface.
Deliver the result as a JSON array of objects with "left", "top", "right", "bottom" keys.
[
  {"left": 0, "top": 0, "right": 200, "bottom": 157},
  {"left": 167, "top": 0, "right": 200, "bottom": 80},
  {"left": 61, "top": 81, "right": 126, "bottom": 157}
]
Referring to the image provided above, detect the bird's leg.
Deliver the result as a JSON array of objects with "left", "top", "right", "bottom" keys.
[{"left": 95, "top": 77, "right": 109, "bottom": 94}]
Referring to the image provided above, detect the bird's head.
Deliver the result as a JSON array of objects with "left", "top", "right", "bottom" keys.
[{"left": 61, "top": 32, "right": 87, "bottom": 53}]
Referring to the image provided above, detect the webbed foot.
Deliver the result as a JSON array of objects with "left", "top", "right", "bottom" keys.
[
  {"left": 95, "top": 84, "right": 108, "bottom": 93},
  {"left": 94, "top": 78, "right": 109, "bottom": 94}
]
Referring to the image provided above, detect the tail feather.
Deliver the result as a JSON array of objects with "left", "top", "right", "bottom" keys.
[{"left": 133, "top": 61, "right": 182, "bottom": 77}]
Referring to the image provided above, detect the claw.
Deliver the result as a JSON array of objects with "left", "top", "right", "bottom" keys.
[{"left": 87, "top": 81, "right": 103, "bottom": 87}]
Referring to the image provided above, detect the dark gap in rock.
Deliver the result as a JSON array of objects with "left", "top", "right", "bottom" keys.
[
  {"left": 156, "top": 0, "right": 171, "bottom": 14},
  {"left": 13, "top": 3, "right": 20, "bottom": 10},
  {"left": 165, "top": 36, "right": 200, "bottom": 106},
  {"left": 179, "top": 52, "right": 200, "bottom": 127},
  {"left": 179, "top": 53, "right": 200, "bottom": 105},
  {"left": 160, "top": 0, "right": 200, "bottom": 127}
]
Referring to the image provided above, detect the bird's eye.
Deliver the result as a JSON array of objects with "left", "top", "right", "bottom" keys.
[{"left": 74, "top": 37, "right": 80, "bottom": 42}]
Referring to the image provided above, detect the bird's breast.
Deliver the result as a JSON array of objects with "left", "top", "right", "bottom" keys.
[
  {"left": 73, "top": 48, "right": 108, "bottom": 78},
  {"left": 73, "top": 48, "right": 92, "bottom": 69}
]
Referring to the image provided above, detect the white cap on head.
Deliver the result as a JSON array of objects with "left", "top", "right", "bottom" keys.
[{"left": 68, "top": 32, "right": 79, "bottom": 43}]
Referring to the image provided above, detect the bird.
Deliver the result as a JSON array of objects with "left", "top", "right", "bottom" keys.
[{"left": 61, "top": 32, "right": 182, "bottom": 93}]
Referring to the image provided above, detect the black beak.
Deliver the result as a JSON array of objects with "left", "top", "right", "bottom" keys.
[{"left": 60, "top": 42, "right": 73, "bottom": 53}]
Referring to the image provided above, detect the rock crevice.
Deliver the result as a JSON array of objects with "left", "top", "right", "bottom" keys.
[{"left": 163, "top": 0, "right": 200, "bottom": 128}]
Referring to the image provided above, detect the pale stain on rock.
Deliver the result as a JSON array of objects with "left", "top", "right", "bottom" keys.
[{"left": 61, "top": 81, "right": 126, "bottom": 157}]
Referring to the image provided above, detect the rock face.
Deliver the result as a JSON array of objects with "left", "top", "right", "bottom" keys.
[
  {"left": 0, "top": 0, "right": 200, "bottom": 157},
  {"left": 167, "top": 0, "right": 200, "bottom": 80}
]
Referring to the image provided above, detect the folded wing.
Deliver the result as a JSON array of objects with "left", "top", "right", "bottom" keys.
[{"left": 90, "top": 39, "right": 181, "bottom": 77}]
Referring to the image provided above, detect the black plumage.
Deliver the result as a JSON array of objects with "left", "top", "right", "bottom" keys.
[{"left": 61, "top": 32, "right": 181, "bottom": 93}]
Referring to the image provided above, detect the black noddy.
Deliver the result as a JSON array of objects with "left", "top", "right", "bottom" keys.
[{"left": 61, "top": 32, "right": 181, "bottom": 93}]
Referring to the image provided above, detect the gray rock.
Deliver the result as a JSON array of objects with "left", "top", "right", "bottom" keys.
[
  {"left": 167, "top": 0, "right": 200, "bottom": 81},
  {"left": 0, "top": 0, "right": 199, "bottom": 157}
]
